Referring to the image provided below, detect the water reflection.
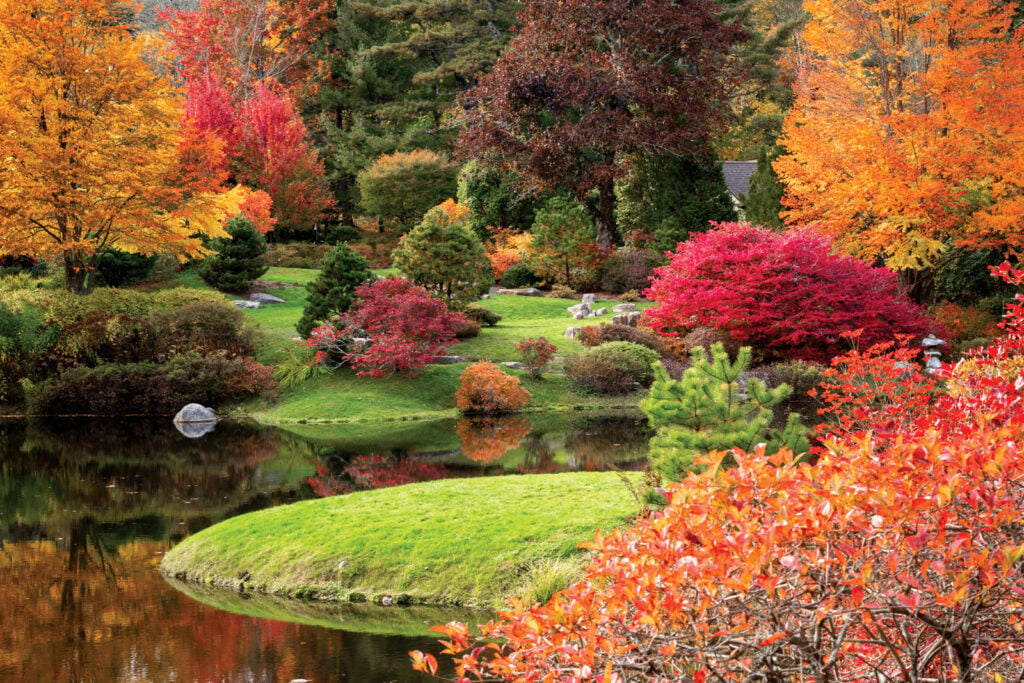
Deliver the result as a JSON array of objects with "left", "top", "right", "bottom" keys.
[{"left": 0, "top": 412, "right": 650, "bottom": 681}]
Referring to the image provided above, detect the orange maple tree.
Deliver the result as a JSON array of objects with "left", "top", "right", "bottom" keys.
[
  {"left": 414, "top": 264, "right": 1024, "bottom": 680},
  {"left": 775, "top": 0, "right": 1024, "bottom": 277},
  {"left": 0, "top": 0, "right": 238, "bottom": 293}
]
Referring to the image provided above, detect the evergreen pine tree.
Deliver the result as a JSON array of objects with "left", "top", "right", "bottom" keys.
[
  {"left": 296, "top": 243, "right": 374, "bottom": 338},
  {"left": 616, "top": 151, "right": 737, "bottom": 253},
  {"left": 640, "top": 343, "right": 807, "bottom": 481},
  {"left": 745, "top": 146, "right": 785, "bottom": 228},
  {"left": 198, "top": 216, "right": 268, "bottom": 294},
  {"left": 391, "top": 200, "right": 493, "bottom": 305}
]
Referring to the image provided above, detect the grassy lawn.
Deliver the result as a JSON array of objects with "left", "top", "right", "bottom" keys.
[
  {"left": 161, "top": 471, "right": 640, "bottom": 608},
  {"left": 230, "top": 267, "right": 652, "bottom": 423}
]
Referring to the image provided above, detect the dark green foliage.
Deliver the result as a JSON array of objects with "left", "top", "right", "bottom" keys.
[
  {"left": 463, "top": 304, "right": 502, "bottom": 327},
  {"left": 150, "top": 302, "right": 255, "bottom": 358},
  {"left": 578, "top": 324, "right": 667, "bottom": 356},
  {"left": 527, "top": 196, "right": 600, "bottom": 288},
  {"left": 457, "top": 161, "right": 542, "bottom": 239},
  {"left": 564, "top": 341, "right": 661, "bottom": 394},
  {"left": 599, "top": 248, "right": 658, "bottom": 294},
  {"left": 25, "top": 354, "right": 277, "bottom": 416},
  {"left": 616, "top": 152, "right": 737, "bottom": 253},
  {"left": 744, "top": 146, "right": 785, "bottom": 229},
  {"left": 641, "top": 343, "right": 808, "bottom": 481},
  {"left": 0, "top": 301, "right": 53, "bottom": 405},
  {"left": 96, "top": 248, "right": 158, "bottom": 287},
  {"left": 296, "top": 244, "right": 374, "bottom": 338},
  {"left": 391, "top": 202, "right": 494, "bottom": 305},
  {"left": 198, "top": 217, "right": 269, "bottom": 293},
  {"left": 935, "top": 246, "right": 1014, "bottom": 305},
  {"left": 325, "top": 223, "right": 362, "bottom": 244},
  {"left": 499, "top": 262, "right": 541, "bottom": 288}
]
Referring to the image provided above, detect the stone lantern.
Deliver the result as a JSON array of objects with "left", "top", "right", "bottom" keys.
[{"left": 922, "top": 334, "right": 947, "bottom": 372}]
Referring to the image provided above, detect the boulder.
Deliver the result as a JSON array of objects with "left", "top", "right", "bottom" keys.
[
  {"left": 594, "top": 307, "right": 607, "bottom": 316},
  {"left": 431, "top": 355, "right": 465, "bottom": 364},
  {"left": 232, "top": 300, "right": 262, "bottom": 309},
  {"left": 496, "top": 287, "right": 545, "bottom": 296},
  {"left": 502, "top": 361, "right": 526, "bottom": 370},
  {"left": 612, "top": 303, "right": 637, "bottom": 313},
  {"left": 565, "top": 326, "right": 581, "bottom": 339},
  {"left": 612, "top": 314, "right": 629, "bottom": 325},
  {"left": 249, "top": 292, "right": 285, "bottom": 304},
  {"left": 173, "top": 404, "right": 218, "bottom": 439},
  {"left": 581, "top": 293, "right": 596, "bottom": 305},
  {"left": 567, "top": 303, "right": 592, "bottom": 317},
  {"left": 174, "top": 403, "right": 218, "bottom": 423},
  {"left": 626, "top": 311, "right": 642, "bottom": 325}
]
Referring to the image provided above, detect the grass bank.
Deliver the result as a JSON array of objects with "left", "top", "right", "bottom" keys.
[
  {"left": 161, "top": 471, "right": 639, "bottom": 608},
  {"left": 232, "top": 267, "right": 651, "bottom": 424}
]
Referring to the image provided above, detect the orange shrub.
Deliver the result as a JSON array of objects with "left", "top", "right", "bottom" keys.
[
  {"left": 455, "top": 361, "right": 531, "bottom": 414},
  {"left": 485, "top": 228, "right": 534, "bottom": 279}
]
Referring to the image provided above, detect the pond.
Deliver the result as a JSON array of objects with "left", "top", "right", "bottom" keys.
[{"left": 0, "top": 413, "right": 650, "bottom": 682}]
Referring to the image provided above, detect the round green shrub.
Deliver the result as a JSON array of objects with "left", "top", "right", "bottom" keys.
[
  {"left": 500, "top": 262, "right": 541, "bottom": 288},
  {"left": 96, "top": 249, "right": 158, "bottom": 287},
  {"left": 564, "top": 341, "right": 661, "bottom": 394},
  {"left": 463, "top": 304, "right": 502, "bottom": 327}
]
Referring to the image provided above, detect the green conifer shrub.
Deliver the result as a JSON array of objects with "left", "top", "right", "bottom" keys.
[
  {"left": 641, "top": 343, "right": 808, "bottom": 481},
  {"left": 198, "top": 216, "right": 268, "bottom": 293},
  {"left": 296, "top": 243, "right": 374, "bottom": 338},
  {"left": 744, "top": 146, "right": 785, "bottom": 228},
  {"left": 391, "top": 200, "right": 493, "bottom": 306}
]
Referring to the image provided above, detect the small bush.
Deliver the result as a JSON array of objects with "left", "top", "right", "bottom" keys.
[
  {"left": 357, "top": 149, "right": 459, "bottom": 230},
  {"left": 516, "top": 337, "right": 557, "bottom": 379},
  {"left": 463, "top": 304, "right": 502, "bottom": 327},
  {"left": 198, "top": 216, "right": 269, "bottom": 293},
  {"left": 266, "top": 242, "right": 334, "bottom": 269},
  {"left": 547, "top": 284, "right": 575, "bottom": 299},
  {"left": 453, "top": 317, "right": 482, "bottom": 339},
  {"left": 681, "top": 326, "right": 740, "bottom": 358},
  {"left": 620, "top": 289, "right": 641, "bottom": 302},
  {"left": 456, "top": 361, "right": 531, "bottom": 414},
  {"left": 564, "top": 342, "right": 661, "bottom": 395},
  {"left": 500, "top": 262, "right": 541, "bottom": 288},
  {"left": 26, "top": 354, "right": 277, "bottom": 416},
  {"left": 577, "top": 324, "right": 667, "bottom": 355},
  {"left": 274, "top": 348, "right": 329, "bottom": 389},
  {"left": 599, "top": 248, "right": 657, "bottom": 294},
  {"left": 96, "top": 249, "right": 158, "bottom": 287},
  {"left": 151, "top": 301, "right": 254, "bottom": 358}
]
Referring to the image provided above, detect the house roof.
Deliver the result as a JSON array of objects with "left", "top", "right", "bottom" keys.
[{"left": 722, "top": 161, "right": 757, "bottom": 202}]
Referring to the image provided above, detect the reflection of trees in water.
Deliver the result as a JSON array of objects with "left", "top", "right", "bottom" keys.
[
  {"left": 563, "top": 414, "right": 651, "bottom": 470},
  {"left": 456, "top": 416, "right": 532, "bottom": 463}
]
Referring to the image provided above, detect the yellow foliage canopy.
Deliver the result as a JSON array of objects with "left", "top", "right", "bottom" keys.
[
  {"left": 775, "top": 0, "right": 1024, "bottom": 271},
  {"left": 0, "top": 0, "right": 238, "bottom": 291}
]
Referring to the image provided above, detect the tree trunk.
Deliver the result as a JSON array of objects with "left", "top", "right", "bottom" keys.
[
  {"left": 63, "top": 252, "right": 94, "bottom": 295},
  {"left": 589, "top": 179, "right": 619, "bottom": 249},
  {"left": 898, "top": 267, "right": 935, "bottom": 305}
]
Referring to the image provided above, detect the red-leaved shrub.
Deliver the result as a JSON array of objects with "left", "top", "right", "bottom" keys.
[
  {"left": 643, "top": 222, "right": 936, "bottom": 363},
  {"left": 307, "top": 278, "right": 465, "bottom": 378},
  {"left": 514, "top": 337, "right": 557, "bottom": 379}
]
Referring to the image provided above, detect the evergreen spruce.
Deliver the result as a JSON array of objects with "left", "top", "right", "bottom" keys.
[
  {"left": 616, "top": 152, "right": 737, "bottom": 253},
  {"left": 391, "top": 201, "right": 493, "bottom": 305},
  {"left": 198, "top": 216, "right": 268, "bottom": 294},
  {"left": 745, "top": 146, "right": 785, "bottom": 228},
  {"left": 640, "top": 343, "right": 807, "bottom": 481},
  {"left": 296, "top": 244, "right": 374, "bottom": 338}
]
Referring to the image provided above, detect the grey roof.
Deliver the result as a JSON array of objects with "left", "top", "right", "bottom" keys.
[{"left": 722, "top": 161, "right": 757, "bottom": 202}]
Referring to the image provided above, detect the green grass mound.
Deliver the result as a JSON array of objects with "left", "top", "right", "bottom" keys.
[{"left": 161, "top": 472, "right": 639, "bottom": 608}]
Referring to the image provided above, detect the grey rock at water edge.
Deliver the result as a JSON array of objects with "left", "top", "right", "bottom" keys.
[
  {"left": 232, "top": 300, "right": 262, "bottom": 309},
  {"left": 173, "top": 403, "right": 219, "bottom": 439},
  {"left": 612, "top": 303, "right": 637, "bottom": 313},
  {"left": 249, "top": 292, "right": 286, "bottom": 304}
]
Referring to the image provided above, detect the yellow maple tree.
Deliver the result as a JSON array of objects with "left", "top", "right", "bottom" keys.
[
  {"left": 0, "top": 0, "right": 241, "bottom": 292},
  {"left": 775, "top": 0, "right": 1024, "bottom": 286}
]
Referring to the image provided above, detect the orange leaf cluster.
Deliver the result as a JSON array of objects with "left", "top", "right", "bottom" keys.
[
  {"left": 455, "top": 362, "right": 531, "bottom": 415},
  {"left": 455, "top": 416, "right": 532, "bottom": 463},
  {"left": 417, "top": 266, "right": 1024, "bottom": 680},
  {"left": 776, "top": 0, "right": 1024, "bottom": 269}
]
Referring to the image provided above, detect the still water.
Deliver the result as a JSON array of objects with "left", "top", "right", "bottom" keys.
[{"left": 0, "top": 413, "right": 649, "bottom": 682}]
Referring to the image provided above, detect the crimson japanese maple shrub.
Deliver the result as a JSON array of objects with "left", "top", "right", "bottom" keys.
[
  {"left": 643, "top": 222, "right": 936, "bottom": 363},
  {"left": 306, "top": 278, "right": 466, "bottom": 378}
]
